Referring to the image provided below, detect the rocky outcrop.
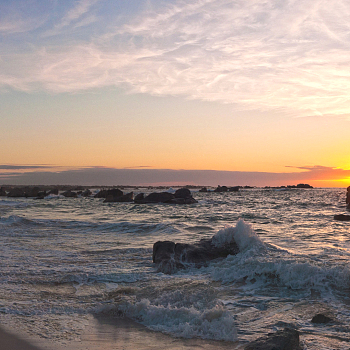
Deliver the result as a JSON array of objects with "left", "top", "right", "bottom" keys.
[
  {"left": 347, "top": 186, "right": 350, "bottom": 209},
  {"left": 296, "top": 183, "right": 313, "bottom": 189},
  {"left": 228, "top": 186, "right": 240, "bottom": 192},
  {"left": 334, "top": 214, "right": 350, "bottom": 221},
  {"left": 7, "top": 186, "right": 41, "bottom": 198},
  {"left": 0, "top": 187, "right": 7, "bottom": 196},
  {"left": 48, "top": 188, "right": 59, "bottom": 195},
  {"left": 94, "top": 188, "right": 123, "bottom": 199},
  {"left": 35, "top": 191, "right": 47, "bottom": 199},
  {"left": 62, "top": 190, "right": 78, "bottom": 198},
  {"left": 104, "top": 192, "right": 134, "bottom": 203},
  {"left": 199, "top": 187, "right": 208, "bottom": 192},
  {"left": 214, "top": 185, "right": 228, "bottom": 192},
  {"left": 81, "top": 189, "right": 92, "bottom": 197},
  {"left": 245, "top": 328, "right": 300, "bottom": 350},
  {"left": 153, "top": 237, "right": 239, "bottom": 274},
  {"left": 134, "top": 188, "right": 197, "bottom": 204}
]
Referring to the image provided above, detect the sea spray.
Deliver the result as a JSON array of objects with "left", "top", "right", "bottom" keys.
[
  {"left": 118, "top": 299, "right": 237, "bottom": 341},
  {"left": 212, "top": 218, "right": 264, "bottom": 251}
]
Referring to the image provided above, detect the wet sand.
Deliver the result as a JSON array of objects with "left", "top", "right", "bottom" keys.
[
  {"left": 1, "top": 316, "right": 243, "bottom": 350},
  {"left": 0, "top": 327, "right": 42, "bottom": 350}
]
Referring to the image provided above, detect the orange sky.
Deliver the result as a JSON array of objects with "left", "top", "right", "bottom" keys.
[{"left": 1, "top": 1, "right": 350, "bottom": 187}]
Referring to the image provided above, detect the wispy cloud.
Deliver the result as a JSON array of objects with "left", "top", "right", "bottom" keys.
[
  {"left": 59, "top": 0, "right": 99, "bottom": 28},
  {"left": 1, "top": 165, "right": 349, "bottom": 187},
  {"left": 0, "top": 0, "right": 50, "bottom": 34},
  {"left": 0, "top": 165, "right": 52, "bottom": 170},
  {"left": 2, "top": 0, "right": 350, "bottom": 117}
]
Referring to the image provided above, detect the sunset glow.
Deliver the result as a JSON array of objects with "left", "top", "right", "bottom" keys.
[{"left": 1, "top": 0, "right": 350, "bottom": 187}]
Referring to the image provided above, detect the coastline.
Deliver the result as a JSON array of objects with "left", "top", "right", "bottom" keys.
[{"left": 1, "top": 316, "right": 242, "bottom": 350}]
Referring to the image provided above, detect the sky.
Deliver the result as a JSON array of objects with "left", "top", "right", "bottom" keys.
[{"left": 1, "top": 0, "right": 350, "bottom": 187}]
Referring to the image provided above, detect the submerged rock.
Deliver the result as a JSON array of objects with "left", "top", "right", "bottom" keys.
[
  {"left": 334, "top": 214, "right": 350, "bottom": 221},
  {"left": 153, "top": 237, "right": 239, "bottom": 274},
  {"left": 245, "top": 328, "right": 300, "bottom": 350},
  {"left": 311, "top": 313, "right": 333, "bottom": 324}
]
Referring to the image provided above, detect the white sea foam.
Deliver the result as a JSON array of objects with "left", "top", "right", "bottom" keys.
[
  {"left": 210, "top": 243, "right": 350, "bottom": 291},
  {"left": 119, "top": 299, "right": 237, "bottom": 341},
  {"left": 212, "top": 219, "right": 263, "bottom": 251}
]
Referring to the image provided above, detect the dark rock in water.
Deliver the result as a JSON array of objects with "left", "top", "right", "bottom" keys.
[
  {"left": 135, "top": 188, "right": 197, "bottom": 204},
  {"left": 334, "top": 214, "right": 350, "bottom": 221},
  {"left": 199, "top": 187, "right": 208, "bottom": 192},
  {"left": 0, "top": 187, "right": 7, "bottom": 196},
  {"left": 104, "top": 192, "right": 134, "bottom": 203},
  {"left": 214, "top": 185, "right": 228, "bottom": 192},
  {"left": 48, "top": 188, "right": 59, "bottom": 195},
  {"left": 174, "top": 188, "right": 191, "bottom": 199},
  {"left": 7, "top": 187, "right": 26, "bottom": 197},
  {"left": 296, "top": 183, "right": 313, "bottom": 188},
  {"left": 62, "top": 190, "right": 78, "bottom": 198},
  {"left": 311, "top": 314, "right": 333, "bottom": 324},
  {"left": 153, "top": 237, "right": 239, "bottom": 274},
  {"left": 347, "top": 186, "right": 350, "bottom": 207},
  {"left": 245, "top": 328, "right": 300, "bottom": 350},
  {"left": 134, "top": 193, "right": 144, "bottom": 202},
  {"left": 95, "top": 188, "right": 123, "bottom": 199},
  {"left": 25, "top": 187, "right": 41, "bottom": 197},
  {"left": 228, "top": 186, "right": 240, "bottom": 192},
  {"left": 7, "top": 186, "right": 42, "bottom": 198},
  {"left": 35, "top": 191, "right": 47, "bottom": 199},
  {"left": 138, "top": 191, "right": 174, "bottom": 203},
  {"left": 81, "top": 189, "right": 92, "bottom": 197}
]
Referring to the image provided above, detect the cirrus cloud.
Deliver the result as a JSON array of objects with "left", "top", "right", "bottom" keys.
[{"left": 2, "top": 0, "right": 350, "bottom": 118}]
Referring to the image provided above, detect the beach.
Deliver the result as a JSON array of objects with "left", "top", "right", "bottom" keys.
[{"left": 1, "top": 316, "right": 241, "bottom": 350}]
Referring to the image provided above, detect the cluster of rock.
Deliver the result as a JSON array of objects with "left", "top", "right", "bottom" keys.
[
  {"left": 94, "top": 188, "right": 133, "bottom": 203},
  {"left": 0, "top": 186, "right": 198, "bottom": 205},
  {"left": 152, "top": 235, "right": 239, "bottom": 274},
  {"left": 264, "top": 183, "right": 313, "bottom": 189},
  {"left": 1, "top": 186, "right": 58, "bottom": 199},
  {"left": 135, "top": 188, "right": 197, "bottom": 204},
  {"left": 199, "top": 185, "right": 241, "bottom": 192}
]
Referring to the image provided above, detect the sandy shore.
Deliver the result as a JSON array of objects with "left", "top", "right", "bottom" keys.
[
  {"left": 0, "top": 327, "right": 42, "bottom": 350},
  {"left": 1, "top": 316, "right": 244, "bottom": 350}
]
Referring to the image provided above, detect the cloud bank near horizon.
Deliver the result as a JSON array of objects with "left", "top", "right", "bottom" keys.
[
  {"left": 2, "top": 0, "right": 350, "bottom": 118},
  {"left": 0, "top": 165, "right": 349, "bottom": 187}
]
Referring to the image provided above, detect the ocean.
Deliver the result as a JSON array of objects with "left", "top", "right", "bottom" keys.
[{"left": 0, "top": 187, "right": 349, "bottom": 349}]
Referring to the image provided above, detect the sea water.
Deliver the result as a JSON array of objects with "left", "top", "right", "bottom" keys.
[{"left": 0, "top": 188, "right": 350, "bottom": 349}]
